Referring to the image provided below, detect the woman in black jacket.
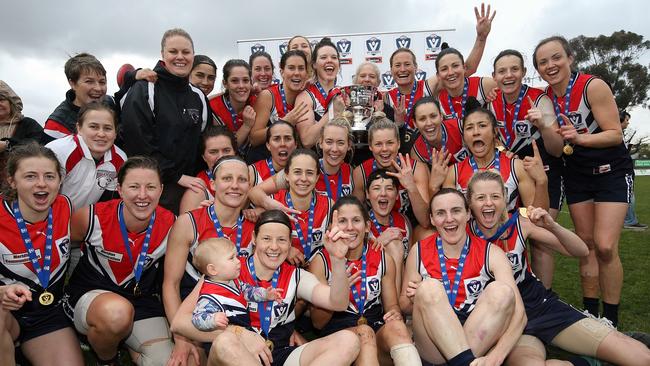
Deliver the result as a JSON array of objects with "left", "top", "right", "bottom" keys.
[{"left": 119, "top": 28, "right": 212, "bottom": 214}]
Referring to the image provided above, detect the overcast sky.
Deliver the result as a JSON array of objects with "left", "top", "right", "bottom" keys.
[{"left": 2, "top": 0, "right": 649, "bottom": 138}]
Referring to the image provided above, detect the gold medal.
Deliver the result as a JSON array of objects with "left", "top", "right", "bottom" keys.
[
  {"left": 265, "top": 339, "right": 274, "bottom": 352},
  {"left": 133, "top": 283, "right": 142, "bottom": 297},
  {"left": 519, "top": 207, "right": 528, "bottom": 218},
  {"left": 39, "top": 291, "right": 54, "bottom": 306},
  {"left": 357, "top": 316, "right": 367, "bottom": 326},
  {"left": 563, "top": 144, "right": 573, "bottom": 156},
  {"left": 496, "top": 145, "right": 506, "bottom": 152}
]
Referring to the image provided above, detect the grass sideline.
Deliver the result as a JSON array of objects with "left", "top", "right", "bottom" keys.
[{"left": 552, "top": 175, "right": 650, "bottom": 333}]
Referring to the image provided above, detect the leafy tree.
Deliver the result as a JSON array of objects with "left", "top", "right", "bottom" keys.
[{"left": 569, "top": 30, "right": 650, "bottom": 110}]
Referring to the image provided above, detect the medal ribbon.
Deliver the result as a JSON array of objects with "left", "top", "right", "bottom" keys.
[
  {"left": 118, "top": 202, "right": 156, "bottom": 287},
  {"left": 468, "top": 150, "right": 501, "bottom": 173},
  {"left": 446, "top": 78, "right": 469, "bottom": 120},
  {"left": 13, "top": 202, "right": 53, "bottom": 290},
  {"left": 369, "top": 209, "right": 393, "bottom": 236},
  {"left": 319, "top": 159, "right": 342, "bottom": 200},
  {"left": 552, "top": 72, "right": 577, "bottom": 126},
  {"left": 279, "top": 84, "right": 290, "bottom": 116},
  {"left": 501, "top": 85, "right": 527, "bottom": 148},
  {"left": 435, "top": 235, "right": 470, "bottom": 307},
  {"left": 208, "top": 205, "right": 244, "bottom": 253},
  {"left": 349, "top": 245, "right": 368, "bottom": 316},
  {"left": 472, "top": 211, "right": 520, "bottom": 243},
  {"left": 266, "top": 158, "right": 276, "bottom": 176},
  {"left": 223, "top": 95, "right": 241, "bottom": 131},
  {"left": 285, "top": 192, "right": 316, "bottom": 259},
  {"left": 248, "top": 256, "right": 280, "bottom": 338},
  {"left": 424, "top": 126, "right": 448, "bottom": 165}
]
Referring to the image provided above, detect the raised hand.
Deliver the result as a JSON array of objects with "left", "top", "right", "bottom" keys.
[
  {"left": 521, "top": 140, "right": 546, "bottom": 183},
  {"left": 524, "top": 96, "right": 543, "bottom": 128},
  {"left": 475, "top": 3, "right": 497, "bottom": 41},
  {"left": 324, "top": 210, "right": 352, "bottom": 260},
  {"left": 374, "top": 227, "right": 405, "bottom": 250},
  {"left": 387, "top": 153, "right": 416, "bottom": 191},
  {"left": 394, "top": 95, "right": 407, "bottom": 126},
  {"left": 286, "top": 246, "right": 306, "bottom": 266},
  {"left": 429, "top": 148, "right": 451, "bottom": 189},
  {"left": 558, "top": 114, "right": 583, "bottom": 145},
  {"left": 526, "top": 205, "right": 555, "bottom": 229},
  {"left": 284, "top": 101, "right": 310, "bottom": 125}
]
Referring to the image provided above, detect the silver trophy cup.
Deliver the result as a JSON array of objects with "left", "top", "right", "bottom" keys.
[{"left": 346, "top": 85, "right": 377, "bottom": 145}]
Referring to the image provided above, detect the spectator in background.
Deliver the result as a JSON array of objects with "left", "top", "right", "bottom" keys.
[
  {"left": 0, "top": 80, "right": 44, "bottom": 183},
  {"left": 620, "top": 110, "right": 647, "bottom": 230}
]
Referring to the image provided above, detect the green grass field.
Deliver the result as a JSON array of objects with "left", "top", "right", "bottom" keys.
[{"left": 552, "top": 175, "right": 650, "bottom": 333}]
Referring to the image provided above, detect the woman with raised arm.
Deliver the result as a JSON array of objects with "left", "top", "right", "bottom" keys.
[
  {"left": 533, "top": 36, "right": 634, "bottom": 327},
  {"left": 163, "top": 155, "right": 256, "bottom": 365},
  {"left": 65, "top": 156, "right": 175, "bottom": 366},
  {"left": 170, "top": 210, "right": 361, "bottom": 366},
  {"left": 399, "top": 188, "right": 526, "bottom": 366},
  {"left": 179, "top": 125, "right": 237, "bottom": 213},
  {"left": 467, "top": 170, "right": 650, "bottom": 365},
  {"left": 352, "top": 114, "right": 430, "bottom": 229},
  {"left": 0, "top": 143, "right": 83, "bottom": 366},
  {"left": 386, "top": 3, "right": 496, "bottom": 130},
  {"left": 210, "top": 59, "right": 256, "bottom": 150},
  {"left": 120, "top": 28, "right": 211, "bottom": 215},
  {"left": 487, "top": 49, "right": 564, "bottom": 289},
  {"left": 310, "top": 196, "right": 420, "bottom": 366},
  {"left": 295, "top": 37, "right": 346, "bottom": 148}
]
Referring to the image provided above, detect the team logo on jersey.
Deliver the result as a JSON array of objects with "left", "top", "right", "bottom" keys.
[
  {"left": 312, "top": 230, "right": 323, "bottom": 244},
  {"left": 425, "top": 34, "right": 442, "bottom": 60},
  {"left": 368, "top": 278, "right": 380, "bottom": 296},
  {"left": 336, "top": 39, "right": 353, "bottom": 65},
  {"left": 381, "top": 71, "right": 395, "bottom": 88},
  {"left": 506, "top": 252, "right": 521, "bottom": 271},
  {"left": 251, "top": 43, "right": 265, "bottom": 54},
  {"left": 342, "top": 185, "right": 353, "bottom": 196},
  {"left": 279, "top": 42, "right": 288, "bottom": 55},
  {"left": 248, "top": 302, "right": 258, "bottom": 312},
  {"left": 465, "top": 278, "right": 484, "bottom": 298},
  {"left": 567, "top": 112, "right": 588, "bottom": 133},
  {"left": 415, "top": 69, "right": 427, "bottom": 81},
  {"left": 96, "top": 248, "right": 124, "bottom": 262},
  {"left": 56, "top": 237, "right": 70, "bottom": 257},
  {"left": 454, "top": 148, "right": 469, "bottom": 162},
  {"left": 395, "top": 35, "right": 411, "bottom": 49},
  {"left": 514, "top": 120, "right": 531, "bottom": 138},
  {"left": 273, "top": 302, "right": 289, "bottom": 319},
  {"left": 96, "top": 169, "right": 117, "bottom": 190},
  {"left": 365, "top": 37, "right": 382, "bottom": 63},
  {"left": 184, "top": 108, "right": 200, "bottom": 125},
  {"left": 399, "top": 190, "right": 410, "bottom": 210}
]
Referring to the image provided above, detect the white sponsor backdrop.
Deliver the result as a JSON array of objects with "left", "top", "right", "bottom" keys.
[{"left": 237, "top": 29, "right": 455, "bottom": 91}]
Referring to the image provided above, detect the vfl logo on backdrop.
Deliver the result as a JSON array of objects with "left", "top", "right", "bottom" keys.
[
  {"left": 381, "top": 71, "right": 395, "bottom": 88},
  {"left": 279, "top": 42, "right": 288, "bottom": 55},
  {"left": 395, "top": 35, "right": 411, "bottom": 49},
  {"left": 336, "top": 38, "right": 353, "bottom": 65},
  {"left": 425, "top": 33, "right": 443, "bottom": 60},
  {"left": 365, "top": 37, "right": 382, "bottom": 63},
  {"left": 251, "top": 43, "right": 265, "bottom": 54}
]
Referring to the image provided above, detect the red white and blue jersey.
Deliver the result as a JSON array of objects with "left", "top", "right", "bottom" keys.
[
  {"left": 369, "top": 210, "right": 412, "bottom": 258},
  {"left": 438, "top": 76, "right": 488, "bottom": 128},
  {"left": 267, "top": 84, "right": 293, "bottom": 125},
  {"left": 315, "top": 162, "right": 354, "bottom": 201},
  {"left": 305, "top": 83, "right": 342, "bottom": 121},
  {"left": 412, "top": 119, "right": 467, "bottom": 165},
  {"left": 46, "top": 134, "right": 126, "bottom": 210},
  {"left": 250, "top": 159, "right": 278, "bottom": 186},
  {"left": 359, "top": 157, "right": 418, "bottom": 216},
  {"left": 544, "top": 72, "right": 632, "bottom": 175},
  {"left": 196, "top": 170, "right": 215, "bottom": 201},
  {"left": 468, "top": 217, "right": 547, "bottom": 310},
  {"left": 416, "top": 233, "right": 494, "bottom": 313},
  {"left": 210, "top": 94, "right": 248, "bottom": 134},
  {"left": 0, "top": 195, "right": 71, "bottom": 314},
  {"left": 66, "top": 199, "right": 173, "bottom": 303},
  {"left": 240, "top": 258, "right": 303, "bottom": 348},
  {"left": 386, "top": 79, "right": 434, "bottom": 130},
  {"left": 271, "top": 190, "right": 332, "bottom": 261},
  {"left": 197, "top": 279, "right": 252, "bottom": 329},
  {"left": 454, "top": 151, "right": 521, "bottom": 212},
  {"left": 186, "top": 206, "right": 256, "bottom": 280},
  {"left": 315, "top": 244, "right": 386, "bottom": 323}
]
